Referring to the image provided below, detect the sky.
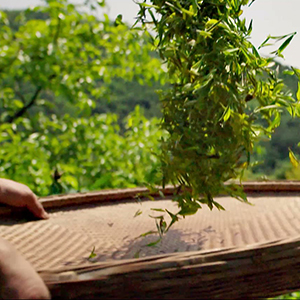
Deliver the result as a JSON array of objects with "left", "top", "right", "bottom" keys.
[{"left": 1, "top": 0, "right": 300, "bottom": 67}]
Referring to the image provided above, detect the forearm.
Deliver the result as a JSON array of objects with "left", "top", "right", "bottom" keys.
[{"left": 0, "top": 236, "right": 50, "bottom": 299}]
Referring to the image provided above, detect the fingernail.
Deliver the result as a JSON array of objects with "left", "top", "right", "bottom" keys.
[{"left": 43, "top": 212, "right": 50, "bottom": 219}]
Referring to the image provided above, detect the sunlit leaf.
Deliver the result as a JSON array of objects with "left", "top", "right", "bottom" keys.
[
  {"left": 150, "top": 208, "right": 165, "bottom": 212},
  {"left": 296, "top": 82, "right": 300, "bottom": 101},
  {"left": 146, "top": 238, "right": 161, "bottom": 247},
  {"left": 289, "top": 148, "right": 299, "bottom": 168},
  {"left": 134, "top": 209, "right": 142, "bottom": 218},
  {"left": 88, "top": 246, "right": 97, "bottom": 260}
]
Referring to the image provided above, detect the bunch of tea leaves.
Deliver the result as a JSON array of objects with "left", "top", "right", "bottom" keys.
[{"left": 136, "top": 0, "right": 298, "bottom": 231}]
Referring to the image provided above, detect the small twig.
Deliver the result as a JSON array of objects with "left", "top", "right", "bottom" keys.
[{"left": 4, "top": 86, "right": 42, "bottom": 123}]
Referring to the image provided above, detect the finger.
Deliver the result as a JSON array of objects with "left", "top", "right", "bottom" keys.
[{"left": 26, "top": 197, "right": 49, "bottom": 220}]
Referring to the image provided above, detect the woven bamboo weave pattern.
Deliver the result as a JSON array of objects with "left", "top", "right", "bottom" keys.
[{"left": 1, "top": 184, "right": 300, "bottom": 273}]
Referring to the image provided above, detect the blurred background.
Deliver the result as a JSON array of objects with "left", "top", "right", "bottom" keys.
[{"left": 1, "top": 0, "right": 300, "bottom": 192}]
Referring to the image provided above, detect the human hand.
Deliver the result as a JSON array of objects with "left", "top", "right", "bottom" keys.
[
  {"left": 0, "top": 237, "right": 51, "bottom": 299},
  {"left": 0, "top": 178, "right": 49, "bottom": 219}
]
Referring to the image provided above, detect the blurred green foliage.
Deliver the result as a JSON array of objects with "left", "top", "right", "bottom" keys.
[
  {"left": 269, "top": 291, "right": 300, "bottom": 299},
  {"left": 0, "top": 106, "right": 164, "bottom": 196},
  {"left": 242, "top": 63, "right": 300, "bottom": 181},
  {"left": 0, "top": 0, "right": 166, "bottom": 196}
]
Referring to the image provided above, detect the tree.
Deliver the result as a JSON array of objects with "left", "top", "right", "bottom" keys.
[
  {"left": 0, "top": 0, "right": 165, "bottom": 124},
  {"left": 0, "top": 0, "right": 166, "bottom": 195},
  {"left": 136, "top": 0, "right": 299, "bottom": 231}
]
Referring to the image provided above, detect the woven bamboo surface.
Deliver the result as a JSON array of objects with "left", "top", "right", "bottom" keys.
[{"left": 1, "top": 181, "right": 300, "bottom": 298}]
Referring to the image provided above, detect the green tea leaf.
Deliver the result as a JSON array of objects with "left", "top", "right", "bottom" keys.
[
  {"left": 88, "top": 246, "right": 97, "bottom": 259},
  {"left": 150, "top": 208, "right": 165, "bottom": 212},
  {"left": 289, "top": 148, "right": 299, "bottom": 168},
  {"left": 139, "top": 230, "right": 157, "bottom": 238},
  {"left": 223, "top": 107, "right": 231, "bottom": 122},
  {"left": 275, "top": 34, "right": 296, "bottom": 55},
  {"left": 205, "top": 19, "right": 219, "bottom": 30},
  {"left": 146, "top": 239, "right": 161, "bottom": 247},
  {"left": 296, "top": 82, "right": 300, "bottom": 101},
  {"left": 134, "top": 209, "right": 143, "bottom": 218}
]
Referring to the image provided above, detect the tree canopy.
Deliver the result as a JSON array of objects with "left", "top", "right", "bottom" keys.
[{"left": 0, "top": 0, "right": 166, "bottom": 195}]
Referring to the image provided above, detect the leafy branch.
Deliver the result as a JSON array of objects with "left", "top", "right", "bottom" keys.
[
  {"left": 4, "top": 86, "right": 43, "bottom": 124},
  {"left": 136, "top": 0, "right": 297, "bottom": 232}
]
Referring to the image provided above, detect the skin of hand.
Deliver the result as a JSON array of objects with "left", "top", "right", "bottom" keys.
[
  {"left": 0, "top": 178, "right": 49, "bottom": 219},
  {"left": 0, "top": 179, "right": 51, "bottom": 299},
  {"left": 0, "top": 236, "right": 51, "bottom": 299}
]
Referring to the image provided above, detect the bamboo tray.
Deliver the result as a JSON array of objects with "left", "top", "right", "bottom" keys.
[{"left": 1, "top": 181, "right": 300, "bottom": 299}]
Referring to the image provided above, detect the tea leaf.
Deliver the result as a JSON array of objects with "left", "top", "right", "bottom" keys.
[
  {"left": 146, "top": 238, "right": 161, "bottom": 247},
  {"left": 134, "top": 209, "right": 143, "bottom": 218},
  {"left": 151, "top": 208, "right": 165, "bottom": 212},
  {"left": 137, "top": 0, "right": 297, "bottom": 233},
  {"left": 289, "top": 148, "right": 299, "bottom": 168},
  {"left": 88, "top": 246, "right": 97, "bottom": 260}
]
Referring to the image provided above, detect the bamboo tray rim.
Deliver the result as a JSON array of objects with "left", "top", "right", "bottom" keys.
[
  {"left": 42, "top": 234, "right": 300, "bottom": 299},
  {"left": 19, "top": 180, "right": 300, "bottom": 210},
  {"left": 0, "top": 180, "right": 300, "bottom": 216},
  {"left": 30, "top": 180, "right": 300, "bottom": 278},
  {"left": 3, "top": 180, "right": 300, "bottom": 298}
]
